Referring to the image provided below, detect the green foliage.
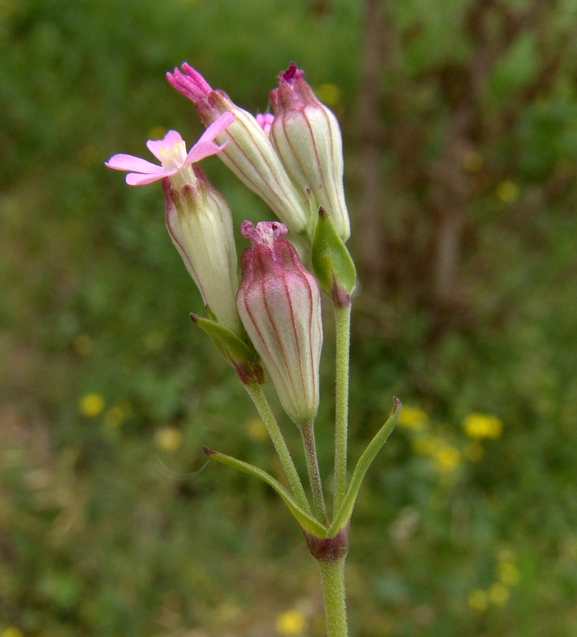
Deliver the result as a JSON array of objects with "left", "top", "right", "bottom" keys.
[{"left": 2, "top": 0, "right": 577, "bottom": 635}]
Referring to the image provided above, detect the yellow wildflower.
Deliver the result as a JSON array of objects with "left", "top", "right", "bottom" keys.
[
  {"left": 147, "top": 125, "right": 168, "bottom": 140},
  {"left": 398, "top": 405, "right": 428, "bottom": 430},
  {"left": 154, "top": 427, "right": 183, "bottom": 452},
  {"left": 496, "top": 180, "right": 519, "bottom": 203},
  {"left": 314, "top": 83, "right": 341, "bottom": 106},
  {"left": 468, "top": 589, "right": 488, "bottom": 612},
  {"left": 488, "top": 582, "right": 509, "bottom": 606},
  {"left": 433, "top": 444, "right": 461, "bottom": 473},
  {"left": 276, "top": 609, "right": 306, "bottom": 636},
  {"left": 412, "top": 435, "right": 438, "bottom": 455},
  {"left": 498, "top": 562, "right": 520, "bottom": 586},
  {"left": 463, "top": 413, "right": 503, "bottom": 439},
  {"left": 79, "top": 393, "right": 105, "bottom": 417},
  {"left": 246, "top": 417, "right": 268, "bottom": 442}
]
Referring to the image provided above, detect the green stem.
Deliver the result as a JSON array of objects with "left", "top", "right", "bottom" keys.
[
  {"left": 334, "top": 304, "right": 352, "bottom": 513},
  {"left": 318, "top": 557, "right": 348, "bottom": 637},
  {"left": 245, "top": 383, "right": 312, "bottom": 516},
  {"left": 300, "top": 421, "right": 328, "bottom": 525}
]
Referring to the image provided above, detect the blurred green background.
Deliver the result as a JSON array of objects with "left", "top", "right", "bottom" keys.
[{"left": 2, "top": 0, "right": 577, "bottom": 635}]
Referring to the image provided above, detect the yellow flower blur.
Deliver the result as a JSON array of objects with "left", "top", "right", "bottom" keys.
[
  {"left": 154, "top": 427, "right": 183, "bottom": 452},
  {"left": 276, "top": 609, "right": 306, "bottom": 635},
  {"left": 498, "top": 561, "right": 520, "bottom": 586},
  {"left": 496, "top": 180, "right": 519, "bottom": 203},
  {"left": 468, "top": 589, "right": 488, "bottom": 612},
  {"left": 489, "top": 582, "right": 510, "bottom": 606},
  {"left": 246, "top": 417, "right": 268, "bottom": 442},
  {"left": 433, "top": 445, "right": 461, "bottom": 473},
  {"left": 463, "top": 413, "right": 503, "bottom": 439},
  {"left": 79, "top": 393, "right": 105, "bottom": 417},
  {"left": 398, "top": 405, "right": 428, "bottom": 430},
  {"left": 315, "top": 83, "right": 341, "bottom": 106}
]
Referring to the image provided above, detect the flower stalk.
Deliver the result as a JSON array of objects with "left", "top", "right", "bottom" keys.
[
  {"left": 333, "top": 304, "right": 352, "bottom": 512},
  {"left": 318, "top": 558, "right": 349, "bottom": 637},
  {"left": 244, "top": 382, "right": 311, "bottom": 516}
]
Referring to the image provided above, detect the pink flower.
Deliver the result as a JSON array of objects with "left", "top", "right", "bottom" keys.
[
  {"left": 256, "top": 113, "right": 274, "bottom": 136},
  {"left": 105, "top": 112, "right": 234, "bottom": 186},
  {"left": 237, "top": 221, "right": 322, "bottom": 426}
]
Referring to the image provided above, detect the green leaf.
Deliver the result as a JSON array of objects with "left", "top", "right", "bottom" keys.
[
  {"left": 312, "top": 207, "right": 356, "bottom": 305},
  {"left": 204, "top": 447, "right": 328, "bottom": 537},
  {"left": 328, "top": 398, "right": 401, "bottom": 536},
  {"left": 191, "top": 314, "right": 264, "bottom": 385}
]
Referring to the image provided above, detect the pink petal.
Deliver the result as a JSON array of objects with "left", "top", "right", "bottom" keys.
[
  {"left": 166, "top": 64, "right": 212, "bottom": 102},
  {"left": 184, "top": 140, "right": 227, "bottom": 165},
  {"left": 256, "top": 113, "right": 274, "bottom": 135},
  {"left": 146, "top": 130, "right": 183, "bottom": 161},
  {"left": 181, "top": 63, "right": 213, "bottom": 93},
  {"left": 105, "top": 153, "right": 161, "bottom": 174},
  {"left": 125, "top": 170, "right": 171, "bottom": 186},
  {"left": 198, "top": 111, "right": 234, "bottom": 144}
]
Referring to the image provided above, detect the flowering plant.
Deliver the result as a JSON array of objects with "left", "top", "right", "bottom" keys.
[{"left": 106, "top": 63, "right": 401, "bottom": 637}]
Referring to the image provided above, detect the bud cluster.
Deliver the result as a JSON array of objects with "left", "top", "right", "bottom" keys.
[{"left": 106, "top": 61, "right": 353, "bottom": 426}]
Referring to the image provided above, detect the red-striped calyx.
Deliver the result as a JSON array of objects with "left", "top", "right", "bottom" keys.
[{"left": 236, "top": 221, "right": 322, "bottom": 426}]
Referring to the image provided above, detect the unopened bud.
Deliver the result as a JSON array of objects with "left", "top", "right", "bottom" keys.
[
  {"left": 269, "top": 63, "right": 350, "bottom": 241},
  {"left": 237, "top": 221, "right": 322, "bottom": 425},
  {"left": 164, "top": 167, "right": 242, "bottom": 336}
]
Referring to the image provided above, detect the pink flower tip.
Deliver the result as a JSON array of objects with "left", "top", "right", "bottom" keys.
[
  {"left": 256, "top": 113, "right": 274, "bottom": 136},
  {"left": 166, "top": 63, "right": 213, "bottom": 102}
]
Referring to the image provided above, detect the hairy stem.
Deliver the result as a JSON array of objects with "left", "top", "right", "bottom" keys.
[
  {"left": 300, "top": 421, "right": 328, "bottom": 525},
  {"left": 318, "top": 557, "right": 348, "bottom": 637},
  {"left": 333, "top": 304, "right": 352, "bottom": 512},
  {"left": 245, "top": 383, "right": 312, "bottom": 516}
]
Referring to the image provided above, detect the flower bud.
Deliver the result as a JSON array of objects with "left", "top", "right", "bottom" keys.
[
  {"left": 167, "top": 64, "right": 310, "bottom": 238},
  {"left": 269, "top": 63, "right": 350, "bottom": 241},
  {"left": 164, "top": 167, "right": 242, "bottom": 337},
  {"left": 237, "top": 221, "right": 322, "bottom": 425}
]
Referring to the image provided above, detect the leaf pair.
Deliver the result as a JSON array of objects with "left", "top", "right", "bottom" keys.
[{"left": 205, "top": 398, "right": 401, "bottom": 539}]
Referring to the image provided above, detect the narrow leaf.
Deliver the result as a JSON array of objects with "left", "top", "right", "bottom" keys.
[
  {"left": 204, "top": 447, "right": 328, "bottom": 537},
  {"left": 328, "top": 398, "right": 401, "bottom": 536}
]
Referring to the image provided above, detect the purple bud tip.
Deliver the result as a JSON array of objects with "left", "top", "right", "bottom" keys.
[
  {"left": 203, "top": 446, "right": 216, "bottom": 455},
  {"left": 318, "top": 206, "right": 328, "bottom": 219},
  {"left": 281, "top": 62, "right": 304, "bottom": 83},
  {"left": 190, "top": 313, "right": 199, "bottom": 323},
  {"left": 241, "top": 220, "right": 288, "bottom": 247}
]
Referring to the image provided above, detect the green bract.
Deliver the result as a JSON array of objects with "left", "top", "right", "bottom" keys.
[{"left": 312, "top": 207, "right": 357, "bottom": 307}]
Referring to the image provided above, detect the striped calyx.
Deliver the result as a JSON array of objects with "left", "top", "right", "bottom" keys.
[
  {"left": 237, "top": 221, "right": 323, "bottom": 426},
  {"left": 269, "top": 63, "right": 350, "bottom": 242},
  {"left": 164, "top": 168, "right": 242, "bottom": 337}
]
